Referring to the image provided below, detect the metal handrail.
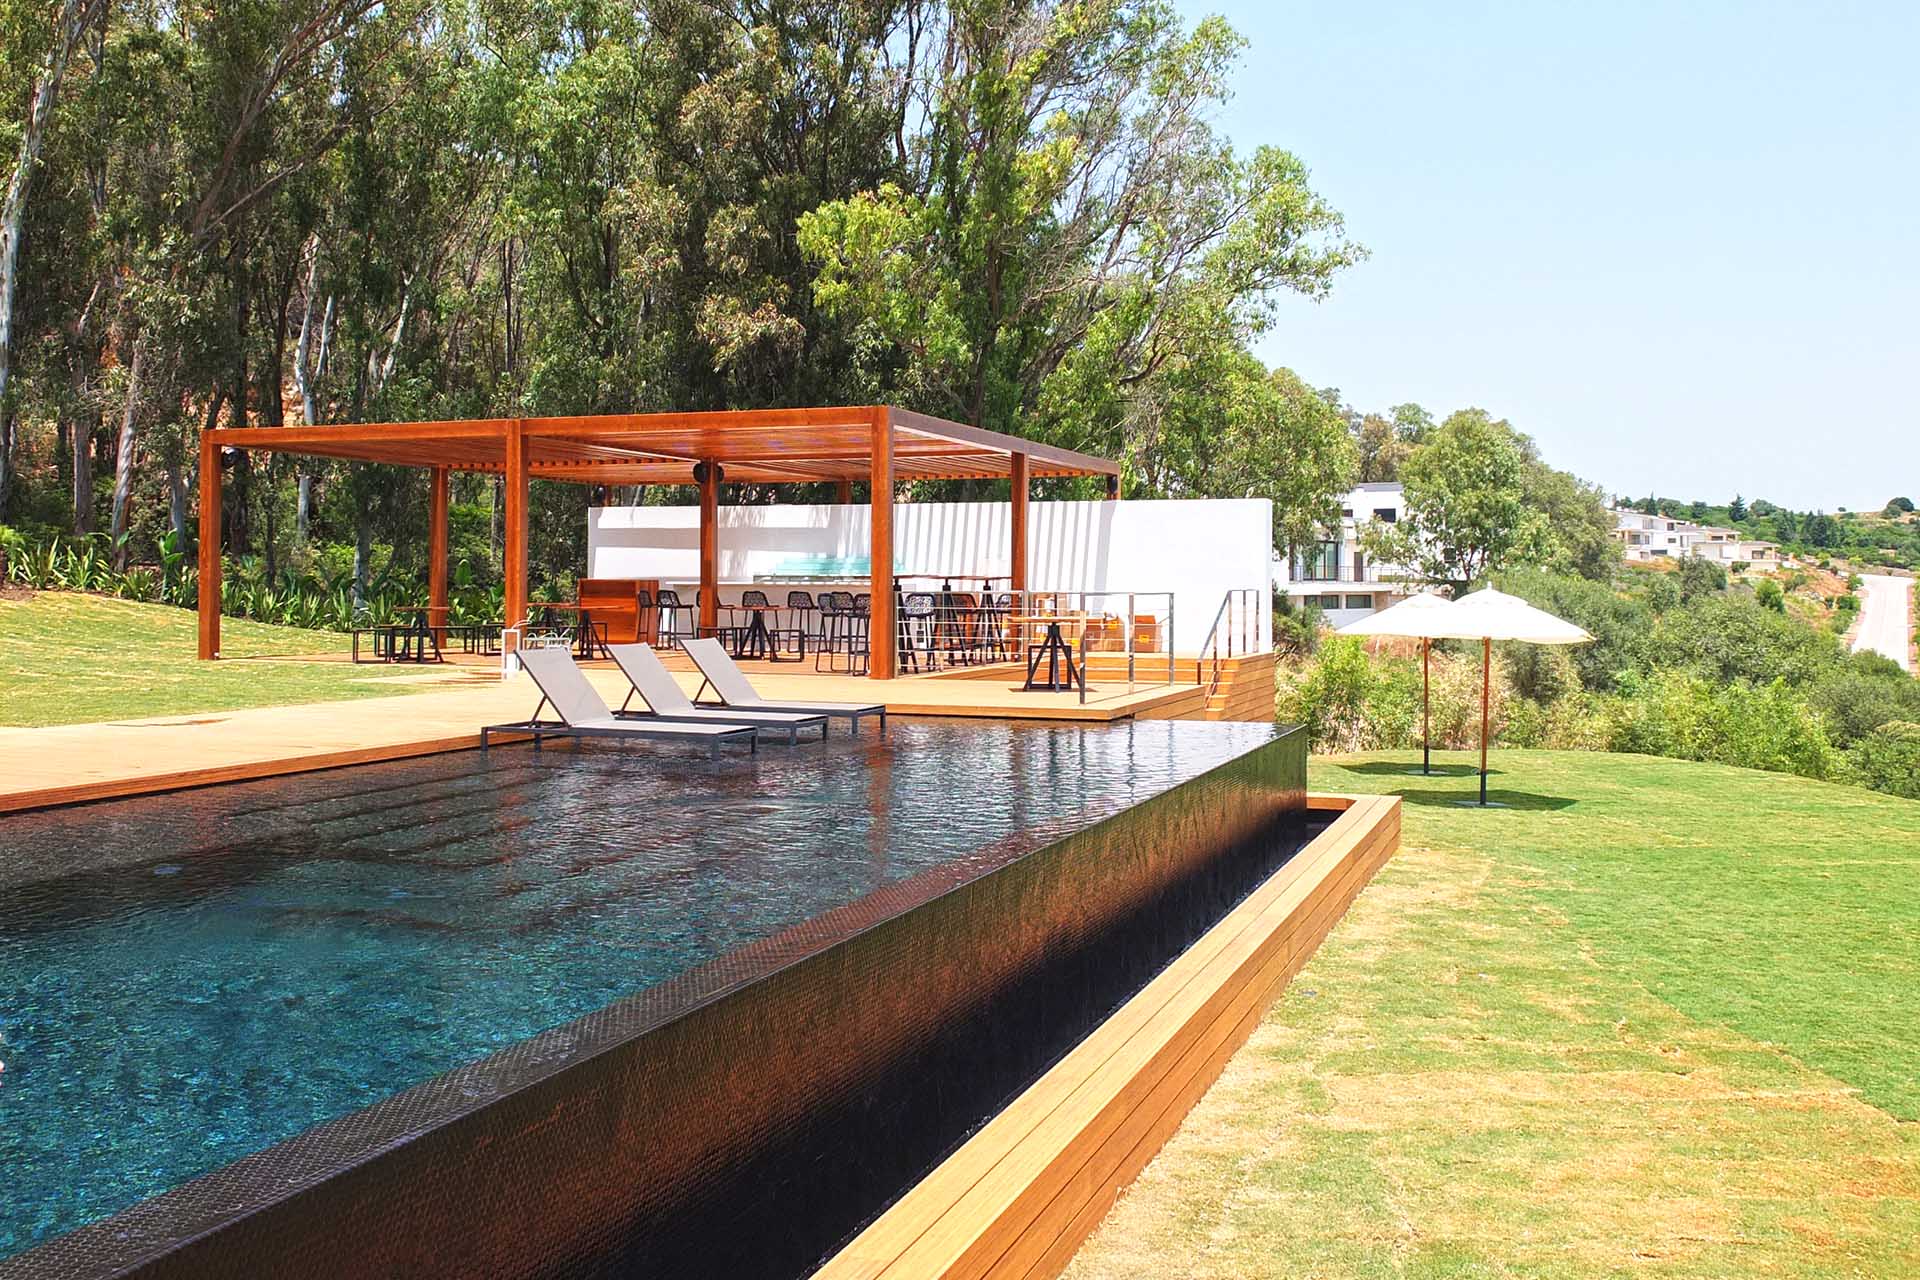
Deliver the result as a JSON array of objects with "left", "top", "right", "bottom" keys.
[{"left": 1196, "top": 587, "right": 1260, "bottom": 699}]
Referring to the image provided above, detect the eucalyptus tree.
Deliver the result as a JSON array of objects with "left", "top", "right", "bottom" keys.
[
  {"left": 1363, "top": 409, "right": 1548, "bottom": 596},
  {"left": 798, "top": 0, "right": 1362, "bottom": 478},
  {"left": 0, "top": 0, "right": 111, "bottom": 517}
]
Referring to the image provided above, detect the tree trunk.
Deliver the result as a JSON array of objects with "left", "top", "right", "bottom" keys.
[
  {"left": 0, "top": 404, "right": 14, "bottom": 519},
  {"left": 108, "top": 336, "right": 144, "bottom": 563},
  {"left": 72, "top": 410, "right": 93, "bottom": 534},
  {"left": 162, "top": 431, "right": 189, "bottom": 549},
  {"left": 352, "top": 509, "right": 371, "bottom": 612},
  {"left": 0, "top": 0, "right": 106, "bottom": 504}
]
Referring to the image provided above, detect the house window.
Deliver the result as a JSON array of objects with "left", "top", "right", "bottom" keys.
[
  {"left": 1313, "top": 594, "right": 1342, "bottom": 609},
  {"left": 1292, "top": 540, "right": 1340, "bottom": 581},
  {"left": 1345, "top": 594, "right": 1374, "bottom": 610},
  {"left": 1373, "top": 508, "right": 1397, "bottom": 523}
]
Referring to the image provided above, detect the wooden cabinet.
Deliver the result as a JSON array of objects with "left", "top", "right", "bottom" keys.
[{"left": 577, "top": 578, "right": 660, "bottom": 644}]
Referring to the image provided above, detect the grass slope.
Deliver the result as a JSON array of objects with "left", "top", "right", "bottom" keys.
[
  {"left": 1067, "top": 750, "right": 1920, "bottom": 1279},
  {"left": 0, "top": 592, "right": 458, "bottom": 727}
]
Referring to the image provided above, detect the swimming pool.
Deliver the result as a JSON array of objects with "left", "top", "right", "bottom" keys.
[{"left": 1, "top": 717, "right": 1301, "bottom": 1276}]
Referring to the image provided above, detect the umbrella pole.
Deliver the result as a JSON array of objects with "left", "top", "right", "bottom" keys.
[
  {"left": 1422, "top": 637, "right": 1432, "bottom": 774},
  {"left": 1479, "top": 636, "right": 1490, "bottom": 806}
]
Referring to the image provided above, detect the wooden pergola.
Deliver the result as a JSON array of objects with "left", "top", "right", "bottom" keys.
[{"left": 198, "top": 405, "right": 1121, "bottom": 679}]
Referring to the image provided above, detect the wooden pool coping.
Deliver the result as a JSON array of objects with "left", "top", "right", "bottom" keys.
[
  {"left": 814, "top": 792, "right": 1400, "bottom": 1280},
  {"left": 0, "top": 665, "right": 1214, "bottom": 815}
]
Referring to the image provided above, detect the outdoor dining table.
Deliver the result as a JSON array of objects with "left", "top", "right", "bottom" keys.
[
  {"left": 731, "top": 599, "right": 798, "bottom": 661},
  {"left": 1010, "top": 613, "right": 1083, "bottom": 691}
]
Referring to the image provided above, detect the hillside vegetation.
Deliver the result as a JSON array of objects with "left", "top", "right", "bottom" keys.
[{"left": 1279, "top": 563, "right": 1920, "bottom": 799}]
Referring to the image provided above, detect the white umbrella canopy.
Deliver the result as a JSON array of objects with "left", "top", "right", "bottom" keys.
[
  {"left": 1332, "top": 591, "right": 1452, "bottom": 638},
  {"left": 1422, "top": 587, "right": 1593, "bottom": 645}
]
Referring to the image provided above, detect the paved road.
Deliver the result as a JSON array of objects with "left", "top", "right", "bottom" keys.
[{"left": 1851, "top": 573, "right": 1913, "bottom": 671}]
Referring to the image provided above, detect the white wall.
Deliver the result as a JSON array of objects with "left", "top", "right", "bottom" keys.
[{"left": 587, "top": 498, "right": 1272, "bottom": 654}]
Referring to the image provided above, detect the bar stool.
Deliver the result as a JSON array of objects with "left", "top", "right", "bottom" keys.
[
  {"left": 814, "top": 591, "right": 858, "bottom": 672},
  {"left": 784, "top": 590, "right": 819, "bottom": 656},
  {"left": 655, "top": 588, "right": 695, "bottom": 649},
  {"left": 633, "top": 588, "right": 657, "bottom": 644},
  {"left": 900, "top": 592, "right": 938, "bottom": 673}
]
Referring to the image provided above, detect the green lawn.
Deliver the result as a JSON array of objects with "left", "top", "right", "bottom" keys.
[
  {"left": 0, "top": 592, "right": 462, "bottom": 727},
  {"left": 1067, "top": 750, "right": 1920, "bottom": 1279}
]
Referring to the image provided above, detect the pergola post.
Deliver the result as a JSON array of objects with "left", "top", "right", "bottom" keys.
[
  {"left": 698, "top": 461, "right": 719, "bottom": 633},
  {"left": 197, "top": 432, "right": 221, "bottom": 660},
  {"left": 504, "top": 419, "right": 529, "bottom": 632},
  {"left": 428, "top": 465, "right": 449, "bottom": 642},
  {"left": 1010, "top": 451, "right": 1029, "bottom": 595},
  {"left": 835, "top": 478, "right": 853, "bottom": 504},
  {"left": 868, "top": 406, "right": 895, "bottom": 680}
]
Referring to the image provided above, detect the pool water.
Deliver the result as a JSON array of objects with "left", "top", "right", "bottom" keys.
[{"left": 0, "top": 717, "right": 1275, "bottom": 1259}]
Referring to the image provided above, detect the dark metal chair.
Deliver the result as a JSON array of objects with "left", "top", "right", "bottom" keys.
[
  {"left": 784, "top": 590, "right": 819, "bottom": 656},
  {"left": 900, "top": 592, "right": 938, "bottom": 673},
  {"left": 633, "top": 588, "right": 657, "bottom": 644},
  {"left": 814, "top": 591, "right": 862, "bottom": 672},
  {"left": 656, "top": 588, "right": 695, "bottom": 649}
]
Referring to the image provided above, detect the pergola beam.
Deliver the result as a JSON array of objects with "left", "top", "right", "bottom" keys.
[
  {"left": 869, "top": 406, "right": 895, "bottom": 680},
  {"left": 198, "top": 433, "right": 221, "bottom": 659}
]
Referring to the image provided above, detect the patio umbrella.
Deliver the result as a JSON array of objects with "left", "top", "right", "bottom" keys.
[
  {"left": 1421, "top": 587, "right": 1593, "bottom": 806},
  {"left": 1335, "top": 593, "right": 1452, "bottom": 775}
]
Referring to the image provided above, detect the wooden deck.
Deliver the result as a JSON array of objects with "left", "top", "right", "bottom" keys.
[
  {"left": 815, "top": 793, "right": 1401, "bottom": 1280},
  {"left": 0, "top": 658, "right": 1212, "bottom": 813}
]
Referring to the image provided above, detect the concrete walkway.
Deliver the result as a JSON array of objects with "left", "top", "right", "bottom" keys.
[{"left": 1851, "top": 573, "right": 1913, "bottom": 671}]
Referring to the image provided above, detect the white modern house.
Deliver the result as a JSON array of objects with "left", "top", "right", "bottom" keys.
[
  {"left": 1612, "top": 508, "right": 1701, "bottom": 560},
  {"left": 1612, "top": 509, "right": 1779, "bottom": 567},
  {"left": 1274, "top": 482, "right": 1427, "bottom": 627},
  {"left": 1687, "top": 525, "right": 1780, "bottom": 568}
]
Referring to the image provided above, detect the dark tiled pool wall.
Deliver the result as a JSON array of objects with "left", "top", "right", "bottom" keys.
[{"left": 22, "top": 726, "right": 1306, "bottom": 1280}]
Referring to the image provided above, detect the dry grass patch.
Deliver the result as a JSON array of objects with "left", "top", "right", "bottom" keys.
[{"left": 1067, "top": 752, "right": 1920, "bottom": 1280}]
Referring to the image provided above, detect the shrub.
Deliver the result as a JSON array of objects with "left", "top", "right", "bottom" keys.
[
  {"left": 1657, "top": 591, "right": 1839, "bottom": 686},
  {"left": 1754, "top": 578, "right": 1785, "bottom": 611},
  {"left": 1677, "top": 555, "right": 1726, "bottom": 601},
  {"left": 1808, "top": 666, "right": 1920, "bottom": 746},
  {"left": 1497, "top": 566, "right": 1653, "bottom": 692},
  {"left": 1848, "top": 722, "right": 1920, "bottom": 798},
  {"left": 1278, "top": 635, "right": 1375, "bottom": 752}
]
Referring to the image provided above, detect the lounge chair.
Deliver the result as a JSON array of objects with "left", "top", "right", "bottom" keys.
[
  {"left": 682, "top": 637, "right": 887, "bottom": 735},
  {"left": 481, "top": 647, "right": 758, "bottom": 759},
  {"left": 606, "top": 644, "right": 828, "bottom": 744}
]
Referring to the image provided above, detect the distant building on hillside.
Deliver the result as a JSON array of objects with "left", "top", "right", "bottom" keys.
[
  {"left": 1611, "top": 509, "right": 1778, "bottom": 567},
  {"left": 1275, "top": 482, "right": 1433, "bottom": 626},
  {"left": 1687, "top": 525, "right": 1780, "bottom": 568}
]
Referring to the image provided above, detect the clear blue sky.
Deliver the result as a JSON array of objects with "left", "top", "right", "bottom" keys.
[{"left": 1180, "top": 0, "right": 1919, "bottom": 512}]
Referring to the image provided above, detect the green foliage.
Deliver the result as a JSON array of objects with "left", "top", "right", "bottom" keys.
[
  {"left": 1676, "top": 554, "right": 1725, "bottom": 601},
  {"left": 1363, "top": 409, "right": 1544, "bottom": 593},
  {"left": 1886, "top": 497, "right": 1915, "bottom": 517},
  {"left": 1598, "top": 670, "right": 1842, "bottom": 780},
  {"left": 1808, "top": 664, "right": 1920, "bottom": 746},
  {"left": 1847, "top": 722, "right": 1920, "bottom": 799},
  {"left": 799, "top": 0, "right": 1362, "bottom": 531},
  {"left": 1753, "top": 577, "right": 1785, "bottom": 611}
]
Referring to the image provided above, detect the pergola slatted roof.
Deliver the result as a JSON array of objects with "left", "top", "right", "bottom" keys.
[{"left": 205, "top": 405, "right": 1118, "bottom": 485}]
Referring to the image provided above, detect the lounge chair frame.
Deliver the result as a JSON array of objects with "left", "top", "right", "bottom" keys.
[{"left": 682, "top": 637, "right": 888, "bottom": 735}]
